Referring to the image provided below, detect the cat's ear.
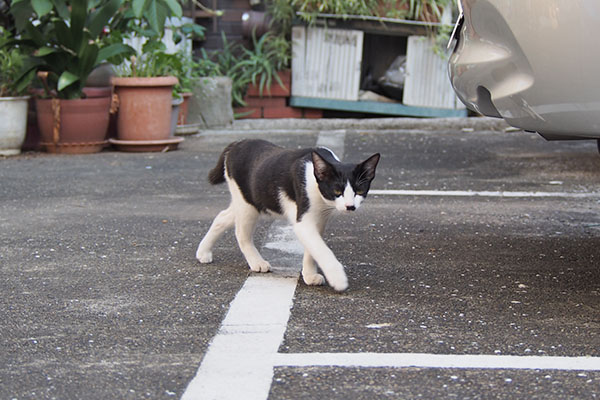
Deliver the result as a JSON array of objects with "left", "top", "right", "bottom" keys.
[
  {"left": 312, "top": 151, "right": 333, "bottom": 181},
  {"left": 357, "top": 153, "right": 380, "bottom": 182}
]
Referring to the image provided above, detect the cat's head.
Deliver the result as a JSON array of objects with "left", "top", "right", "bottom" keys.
[{"left": 312, "top": 150, "right": 380, "bottom": 212}]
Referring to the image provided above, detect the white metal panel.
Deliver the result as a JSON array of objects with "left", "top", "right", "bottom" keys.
[
  {"left": 291, "top": 26, "right": 306, "bottom": 97},
  {"left": 291, "top": 26, "right": 363, "bottom": 101},
  {"left": 403, "top": 35, "right": 465, "bottom": 109}
]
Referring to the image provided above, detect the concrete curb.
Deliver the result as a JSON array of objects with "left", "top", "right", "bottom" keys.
[{"left": 196, "top": 117, "right": 511, "bottom": 135}]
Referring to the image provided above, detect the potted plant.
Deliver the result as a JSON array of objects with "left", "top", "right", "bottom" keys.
[
  {"left": 7, "top": 0, "right": 138, "bottom": 154},
  {"left": 184, "top": 41, "right": 235, "bottom": 128},
  {"left": 0, "top": 28, "right": 30, "bottom": 156},
  {"left": 110, "top": 42, "right": 182, "bottom": 151},
  {"left": 169, "top": 22, "right": 205, "bottom": 128},
  {"left": 109, "top": 18, "right": 203, "bottom": 151},
  {"left": 229, "top": 31, "right": 293, "bottom": 119}
]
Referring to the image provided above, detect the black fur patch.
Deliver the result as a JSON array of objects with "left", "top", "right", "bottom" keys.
[{"left": 207, "top": 139, "right": 379, "bottom": 221}]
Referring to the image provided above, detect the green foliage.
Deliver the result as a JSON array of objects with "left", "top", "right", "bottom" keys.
[
  {"left": 289, "top": 0, "right": 454, "bottom": 22},
  {"left": 9, "top": 0, "right": 137, "bottom": 99},
  {"left": 0, "top": 28, "right": 30, "bottom": 97},
  {"left": 231, "top": 32, "right": 288, "bottom": 98},
  {"left": 113, "top": 18, "right": 205, "bottom": 87},
  {"left": 116, "top": 41, "right": 172, "bottom": 77},
  {"left": 7, "top": 0, "right": 190, "bottom": 99},
  {"left": 128, "top": 0, "right": 182, "bottom": 38},
  {"left": 197, "top": 31, "right": 290, "bottom": 107},
  {"left": 292, "top": 0, "right": 380, "bottom": 21},
  {"left": 195, "top": 49, "right": 223, "bottom": 77},
  {"left": 117, "top": 39, "right": 197, "bottom": 98},
  {"left": 270, "top": 0, "right": 456, "bottom": 63},
  {"left": 266, "top": 0, "right": 296, "bottom": 35},
  {"left": 210, "top": 32, "right": 248, "bottom": 107},
  {"left": 404, "top": 0, "right": 454, "bottom": 22}
]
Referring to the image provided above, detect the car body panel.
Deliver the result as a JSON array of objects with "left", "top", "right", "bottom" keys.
[{"left": 448, "top": 0, "right": 600, "bottom": 139}]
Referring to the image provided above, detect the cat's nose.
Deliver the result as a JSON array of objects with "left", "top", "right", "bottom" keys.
[{"left": 346, "top": 205, "right": 356, "bottom": 211}]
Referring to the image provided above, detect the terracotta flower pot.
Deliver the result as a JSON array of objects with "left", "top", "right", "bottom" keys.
[
  {"left": 36, "top": 96, "right": 111, "bottom": 154},
  {"left": 111, "top": 76, "right": 178, "bottom": 141},
  {"left": 178, "top": 92, "right": 193, "bottom": 126}
]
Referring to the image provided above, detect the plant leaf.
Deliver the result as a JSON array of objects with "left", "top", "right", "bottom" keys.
[
  {"left": 69, "top": 0, "right": 87, "bottom": 50},
  {"left": 9, "top": 0, "right": 34, "bottom": 32},
  {"left": 143, "top": 0, "right": 160, "bottom": 35},
  {"left": 77, "top": 42, "right": 99, "bottom": 78},
  {"left": 132, "top": 0, "right": 147, "bottom": 18},
  {"left": 51, "top": 0, "right": 70, "bottom": 19},
  {"left": 57, "top": 71, "right": 80, "bottom": 91},
  {"left": 96, "top": 43, "right": 135, "bottom": 64},
  {"left": 89, "top": 0, "right": 122, "bottom": 38},
  {"left": 162, "top": 0, "right": 182, "bottom": 18},
  {"left": 54, "top": 20, "right": 74, "bottom": 50},
  {"left": 36, "top": 46, "right": 58, "bottom": 57},
  {"left": 31, "top": 0, "right": 53, "bottom": 17}
]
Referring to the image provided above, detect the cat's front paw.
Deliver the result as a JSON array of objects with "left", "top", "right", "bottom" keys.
[
  {"left": 196, "top": 249, "right": 213, "bottom": 264},
  {"left": 303, "top": 273, "right": 325, "bottom": 286},
  {"left": 249, "top": 259, "right": 271, "bottom": 273},
  {"left": 327, "top": 271, "right": 349, "bottom": 292}
]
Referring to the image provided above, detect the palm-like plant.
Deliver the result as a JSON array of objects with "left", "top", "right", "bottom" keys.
[
  {"left": 8, "top": 0, "right": 183, "bottom": 99},
  {"left": 233, "top": 32, "right": 289, "bottom": 97}
]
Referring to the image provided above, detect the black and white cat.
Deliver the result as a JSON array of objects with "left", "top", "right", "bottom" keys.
[{"left": 196, "top": 139, "right": 380, "bottom": 291}]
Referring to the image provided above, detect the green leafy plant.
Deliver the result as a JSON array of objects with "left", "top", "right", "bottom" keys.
[
  {"left": 232, "top": 32, "right": 289, "bottom": 98},
  {"left": 195, "top": 48, "right": 223, "bottom": 77},
  {"left": 8, "top": 0, "right": 137, "bottom": 99},
  {"left": 113, "top": 19, "right": 205, "bottom": 86},
  {"left": 266, "top": 0, "right": 296, "bottom": 36},
  {"left": 199, "top": 31, "right": 291, "bottom": 107},
  {"left": 0, "top": 28, "right": 29, "bottom": 97},
  {"left": 116, "top": 0, "right": 183, "bottom": 40},
  {"left": 292, "top": 0, "right": 380, "bottom": 22},
  {"left": 289, "top": 0, "right": 454, "bottom": 21},
  {"left": 120, "top": 43, "right": 196, "bottom": 97},
  {"left": 197, "top": 32, "right": 248, "bottom": 106},
  {"left": 405, "top": 0, "right": 454, "bottom": 23},
  {"left": 7, "top": 0, "right": 188, "bottom": 99},
  {"left": 272, "top": 0, "right": 457, "bottom": 61}
]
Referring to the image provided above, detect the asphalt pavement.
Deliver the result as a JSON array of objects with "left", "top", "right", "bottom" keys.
[{"left": 1, "top": 117, "right": 600, "bottom": 399}]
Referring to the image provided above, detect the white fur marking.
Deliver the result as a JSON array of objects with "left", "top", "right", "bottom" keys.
[{"left": 318, "top": 146, "right": 340, "bottom": 161}]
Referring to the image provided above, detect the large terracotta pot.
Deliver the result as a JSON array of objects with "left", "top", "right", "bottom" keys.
[
  {"left": 36, "top": 96, "right": 111, "bottom": 154},
  {"left": 111, "top": 76, "right": 178, "bottom": 141}
]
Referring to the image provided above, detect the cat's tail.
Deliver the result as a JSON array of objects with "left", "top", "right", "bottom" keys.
[{"left": 207, "top": 142, "right": 235, "bottom": 185}]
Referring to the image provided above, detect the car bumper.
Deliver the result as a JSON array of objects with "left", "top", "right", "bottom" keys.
[{"left": 448, "top": 0, "right": 600, "bottom": 139}]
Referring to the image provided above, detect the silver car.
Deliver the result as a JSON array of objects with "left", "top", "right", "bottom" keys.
[{"left": 448, "top": 0, "right": 600, "bottom": 144}]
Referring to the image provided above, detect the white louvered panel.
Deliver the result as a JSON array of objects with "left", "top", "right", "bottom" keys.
[
  {"left": 291, "top": 26, "right": 306, "bottom": 98},
  {"left": 403, "top": 35, "right": 465, "bottom": 110},
  {"left": 291, "top": 26, "right": 363, "bottom": 101}
]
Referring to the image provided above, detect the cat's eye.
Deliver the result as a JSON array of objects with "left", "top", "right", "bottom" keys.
[
  {"left": 334, "top": 189, "right": 343, "bottom": 196},
  {"left": 356, "top": 190, "right": 365, "bottom": 195}
]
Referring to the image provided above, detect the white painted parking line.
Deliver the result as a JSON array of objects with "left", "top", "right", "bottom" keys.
[
  {"left": 181, "top": 222, "right": 302, "bottom": 400},
  {"left": 182, "top": 274, "right": 298, "bottom": 400},
  {"left": 370, "top": 189, "right": 600, "bottom": 198},
  {"left": 275, "top": 352, "right": 600, "bottom": 371}
]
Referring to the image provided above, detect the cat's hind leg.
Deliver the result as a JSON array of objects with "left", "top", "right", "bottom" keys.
[{"left": 196, "top": 205, "right": 235, "bottom": 263}]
